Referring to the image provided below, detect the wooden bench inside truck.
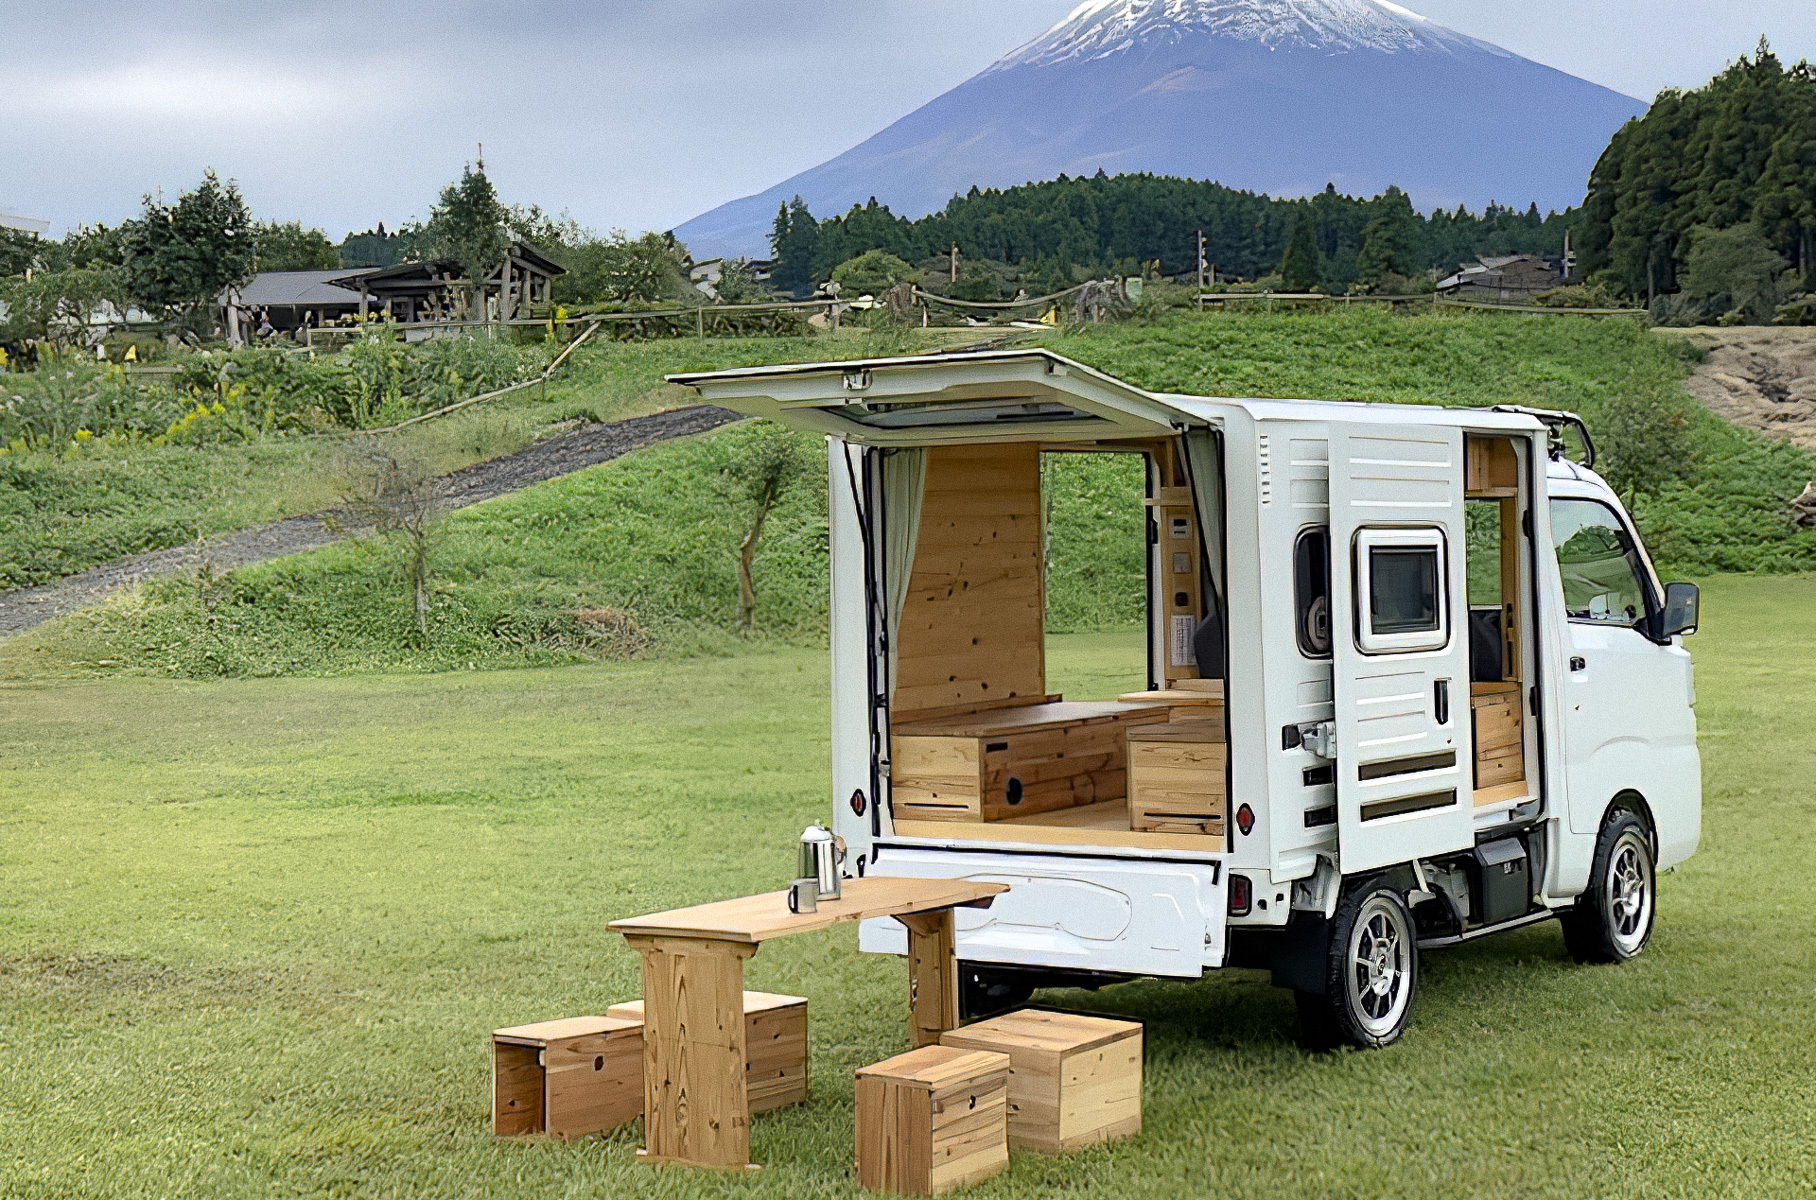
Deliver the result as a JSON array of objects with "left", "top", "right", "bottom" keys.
[{"left": 886, "top": 442, "right": 1226, "bottom": 853}]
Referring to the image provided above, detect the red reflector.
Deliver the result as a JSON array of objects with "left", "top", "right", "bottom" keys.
[
  {"left": 1228, "top": 873, "right": 1252, "bottom": 916},
  {"left": 1236, "top": 803, "right": 1255, "bottom": 836}
]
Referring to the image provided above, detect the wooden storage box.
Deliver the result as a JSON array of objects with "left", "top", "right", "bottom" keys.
[
  {"left": 891, "top": 701, "right": 1168, "bottom": 823},
  {"left": 1471, "top": 681, "right": 1524, "bottom": 790},
  {"left": 1126, "top": 716, "right": 1227, "bottom": 835},
  {"left": 939, "top": 1009, "right": 1142, "bottom": 1153},
  {"left": 856, "top": 1044, "right": 1011, "bottom": 1196},
  {"left": 608, "top": 990, "right": 807, "bottom": 1113},
  {"left": 492, "top": 1015, "right": 643, "bottom": 1140}
]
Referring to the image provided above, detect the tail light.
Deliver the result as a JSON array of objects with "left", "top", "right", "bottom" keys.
[
  {"left": 1228, "top": 873, "right": 1252, "bottom": 917},
  {"left": 1236, "top": 803, "right": 1255, "bottom": 836}
]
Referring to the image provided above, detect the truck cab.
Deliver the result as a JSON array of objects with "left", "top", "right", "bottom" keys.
[{"left": 671, "top": 349, "right": 1701, "bottom": 1048}]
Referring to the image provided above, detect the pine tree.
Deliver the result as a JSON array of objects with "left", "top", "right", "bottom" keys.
[
  {"left": 769, "top": 197, "right": 820, "bottom": 297},
  {"left": 1279, "top": 208, "right": 1323, "bottom": 291}
]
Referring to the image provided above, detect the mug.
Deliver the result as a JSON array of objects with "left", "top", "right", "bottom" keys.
[{"left": 787, "top": 877, "right": 819, "bottom": 914}]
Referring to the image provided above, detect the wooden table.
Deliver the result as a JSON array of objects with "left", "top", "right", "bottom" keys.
[{"left": 608, "top": 875, "right": 1008, "bottom": 1171}]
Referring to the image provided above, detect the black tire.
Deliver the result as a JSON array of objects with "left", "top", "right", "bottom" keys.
[
  {"left": 958, "top": 965, "right": 1034, "bottom": 1021},
  {"left": 1296, "top": 880, "right": 1419, "bottom": 1050},
  {"left": 1561, "top": 810, "right": 1656, "bottom": 964}
]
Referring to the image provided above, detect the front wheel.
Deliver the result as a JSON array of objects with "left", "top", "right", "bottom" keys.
[
  {"left": 1561, "top": 810, "right": 1656, "bottom": 964},
  {"left": 1296, "top": 880, "right": 1419, "bottom": 1049}
]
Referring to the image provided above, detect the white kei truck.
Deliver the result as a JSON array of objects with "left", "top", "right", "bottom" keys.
[{"left": 671, "top": 349, "right": 1702, "bottom": 1048}]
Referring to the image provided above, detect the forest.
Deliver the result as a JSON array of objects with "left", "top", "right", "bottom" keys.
[
  {"left": 1578, "top": 39, "right": 1816, "bottom": 320},
  {"left": 769, "top": 174, "right": 1577, "bottom": 297}
]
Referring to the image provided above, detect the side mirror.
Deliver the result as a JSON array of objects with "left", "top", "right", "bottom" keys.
[{"left": 1654, "top": 581, "right": 1700, "bottom": 640}]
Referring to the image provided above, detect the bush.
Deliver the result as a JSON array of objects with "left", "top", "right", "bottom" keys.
[{"left": 831, "top": 250, "right": 916, "bottom": 297}]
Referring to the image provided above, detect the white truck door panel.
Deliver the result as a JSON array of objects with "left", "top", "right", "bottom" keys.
[
  {"left": 859, "top": 847, "right": 1225, "bottom": 976},
  {"left": 1327, "top": 425, "right": 1474, "bottom": 873}
]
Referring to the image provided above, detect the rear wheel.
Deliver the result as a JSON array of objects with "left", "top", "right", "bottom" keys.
[
  {"left": 1561, "top": 810, "right": 1656, "bottom": 964},
  {"left": 1296, "top": 880, "right": 1419, "bottom": 1049}
]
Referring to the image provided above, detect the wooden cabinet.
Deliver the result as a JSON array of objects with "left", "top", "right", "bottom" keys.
[
  {"left": 856, "top": 1045, "right": 1011, "bottom": 1195},
  {"left": 940, "top": 1009, "right": 1142, "bottom": 1154},
  {"left": 492, "top": 1015, "right": 643, "bottom": 1140},
  {"left": 1126, "top": 716, "right": 1227, "bottom": 835},
  {"left": 1471, "top": 681, "right": 1524, "bottom": 791},
  {"left": 891, "top": 701, "right": 1169, "bottom": 823},
  {"left": 608, "top": 990, "right": 808, "bottom": 1113}
]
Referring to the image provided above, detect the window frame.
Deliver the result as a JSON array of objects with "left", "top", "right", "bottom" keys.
[
  {"left": 1547, "top": 497, "right": 1659, "bottom": 631},
  {"left": 1352, "top": 526, "right": 1452, "bottom": 655},
  {"left": 1293, "top": 525, "right": 1332, "bottom": 659}
]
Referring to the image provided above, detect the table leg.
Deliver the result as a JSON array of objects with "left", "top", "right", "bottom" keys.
[
  {"left": 899, "top": 908, "right": 960, "bottom": 1048},
  {"left": 623, "top": 934, "right": 758, "bottom": 1170}
]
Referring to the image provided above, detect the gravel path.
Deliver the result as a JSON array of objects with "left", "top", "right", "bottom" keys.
[{"left": 0, "top": 405, "right": 741, "bottom": 637}]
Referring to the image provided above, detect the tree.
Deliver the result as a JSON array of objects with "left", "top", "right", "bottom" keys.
[
  {"left": 1679, "top": 223, "right": 1794, "bottom": 322},
  {"left": 1580, "top": 39, "right": 1816, "bottom": 301},
  {"left": 719, "top": 424, "right": 810, "bottom": 633},
  {"left": 335, "top": 438, "right": 444, "bottom": 644},
  {"left": 254, "top": 221, "right": 340, "bottom": 272},
  {"left": 552, "top": 230, "right": 689, "bottom": 306},
  {"left": 770, "top": 196, "right": 820, "bottom": 296},
  {"left": 0, "top": 228, "right": 41, "bottom": 277},
  {"left": 1279, "top": 208, "right": 1323, "bottom": 291},
  {"left": 412, "top": 160, "right": 510, "bottom": 314},
  {"left": 713, "top": 258, "right": 770, "bottom": 304},
  {"left": 119, "top": 170, "right": 256, "bottom": 327},
  {"left": 830, "top": 249, "right": 916, "bottom": 297},
  {"left": 0, "top": 267, "right": 130, "bottom": 347}
]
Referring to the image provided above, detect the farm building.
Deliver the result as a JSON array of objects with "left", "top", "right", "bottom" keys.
[
  {"left": 329, "top": 239, "right": 564, "bottom": 326},
  {"left": 1436, "top": 253, "right": 1564, "bottom": 302},
  {"left": 0, "top": 209, "right": 50, "bottom": 236},
  {"left": 224, "top": 268, "right": 378, "bottom": 336}
]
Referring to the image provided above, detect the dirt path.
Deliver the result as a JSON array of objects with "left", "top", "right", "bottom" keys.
[
  {"left": 1670, "top": 327, "right": 1816, "bottom": 453},
  {"left": 0, "top": 405, "right": 740, "bottom": 637}
]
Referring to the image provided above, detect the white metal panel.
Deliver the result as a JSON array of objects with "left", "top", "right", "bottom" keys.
[
  {"left": 859, "top": 846, "right": 1225, "bottom": 977},
  {"left": 1327, "top": 424, "right": 1474, "bottom": 874},
  {"left": 828, "top": 440, "right": 881, "bottom": 866}
]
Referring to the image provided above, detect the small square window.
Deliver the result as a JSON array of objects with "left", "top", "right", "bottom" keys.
[
  {"left": 1369, "top": 547, "right": 1439, "bottom": 634},
  {"left": 1355, "top": 528, "right": 1450, "bottom": 653}
]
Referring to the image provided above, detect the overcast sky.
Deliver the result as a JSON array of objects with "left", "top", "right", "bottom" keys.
[{"left": 2, "top": 1, "right": 1812, "bottom": 241}]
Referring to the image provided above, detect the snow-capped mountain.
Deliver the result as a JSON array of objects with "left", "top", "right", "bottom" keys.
[
  {"left": 675, "top": 0, "right": 1645, "bottom": 259},
  {"left": 997, "top": 0, "right": 1486, "bottom": 65}
]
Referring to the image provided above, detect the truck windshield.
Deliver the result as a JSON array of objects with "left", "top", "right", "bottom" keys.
[{"left": 1550, "top": 498, "right": 1650, "bottom": 627}]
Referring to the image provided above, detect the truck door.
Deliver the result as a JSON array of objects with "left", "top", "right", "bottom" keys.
[{"left": 1326, "top": 423, "right": 1474, "bottom": 873}]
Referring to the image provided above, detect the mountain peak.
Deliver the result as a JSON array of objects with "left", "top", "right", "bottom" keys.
[{"left": 994, "top": 0, "right": 1502, "bottom": 68}]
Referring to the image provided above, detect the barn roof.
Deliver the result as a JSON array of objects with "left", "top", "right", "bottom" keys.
[{"left": 233, "top": 269, "right": 377, "bottom": 307}]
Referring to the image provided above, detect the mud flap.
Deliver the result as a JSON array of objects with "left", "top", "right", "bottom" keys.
[{"left": 1270, "top": 912, "right": 1332, "bottom": 996}]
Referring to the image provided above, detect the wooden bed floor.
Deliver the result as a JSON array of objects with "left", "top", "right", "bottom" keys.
[{"left": 889, "top": 799, "right": 1224, "bottom": 854}]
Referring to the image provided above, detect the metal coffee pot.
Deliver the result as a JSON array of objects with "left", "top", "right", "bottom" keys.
[{"left": 797, "top": 825, "right": 845, "bottom": 901}]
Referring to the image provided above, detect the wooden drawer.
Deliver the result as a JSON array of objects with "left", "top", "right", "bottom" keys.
[
  {"left": 1471, "top": 683, "right": 1524, "bottom": 790},
  {"left": 892, "top": 702, "right": 1168, "bottom": 823},
  {"left": 1126, "top": 717, "right": 1226, "bottom": 835}
]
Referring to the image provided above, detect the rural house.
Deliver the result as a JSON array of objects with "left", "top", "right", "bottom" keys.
[
  {"left": 329, "top": 239, "right": 564, "bottom": 328},
  {"left": 1436, "top": 253, "right": 1564, "bottom": 302}
]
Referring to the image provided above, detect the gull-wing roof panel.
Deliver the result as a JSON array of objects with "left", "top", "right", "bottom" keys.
[{"left": 667, "top": 349, "right": 1193, "bottom": 446}]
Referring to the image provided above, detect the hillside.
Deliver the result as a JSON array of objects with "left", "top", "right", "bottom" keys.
[
  {"left": 11, "top": 309, "right": 1816, "bottom": 681},
  {"left": 677, "top": 0, "right": 1644, "bottom": 259}
]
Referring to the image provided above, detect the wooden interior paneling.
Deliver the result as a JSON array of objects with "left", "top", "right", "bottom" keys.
[{"left": 894, "top": 444, "right": 1046, "bottom": 715}]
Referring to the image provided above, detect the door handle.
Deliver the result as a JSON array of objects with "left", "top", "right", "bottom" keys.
[
  {"left": 1570, "top": 656, "right": 1587, "bottom": 672},
  {"left": 1433, "top": 678, "right": 1450, "bottom": 725}
]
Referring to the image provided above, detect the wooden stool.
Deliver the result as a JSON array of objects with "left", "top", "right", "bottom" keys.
[
  {"left": 856, "top": 1044, "right": 1010, "bottom": 1196},
  {"left": 492, "top": 1015, "right": 643, "bottom": 1140},
  {"left": 607, "top": 990, "right": 808, "bottom": 1112},
  {"left": 939, "top": 1009, "right": 1141, "bottom": 1153}
]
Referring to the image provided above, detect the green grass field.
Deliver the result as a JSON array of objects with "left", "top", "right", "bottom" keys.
[{"left": 3, "top": 577, "right": 1813, "bottom": 1198}]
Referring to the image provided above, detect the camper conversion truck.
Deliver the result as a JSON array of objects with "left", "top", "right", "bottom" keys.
[{"left": 672, "top": 350, "right": 1702, "bottom": 1048}]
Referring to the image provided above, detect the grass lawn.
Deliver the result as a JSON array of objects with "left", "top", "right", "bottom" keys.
[{"left": 2, "top": 580, "right": 1814, "bottom": 1197}]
